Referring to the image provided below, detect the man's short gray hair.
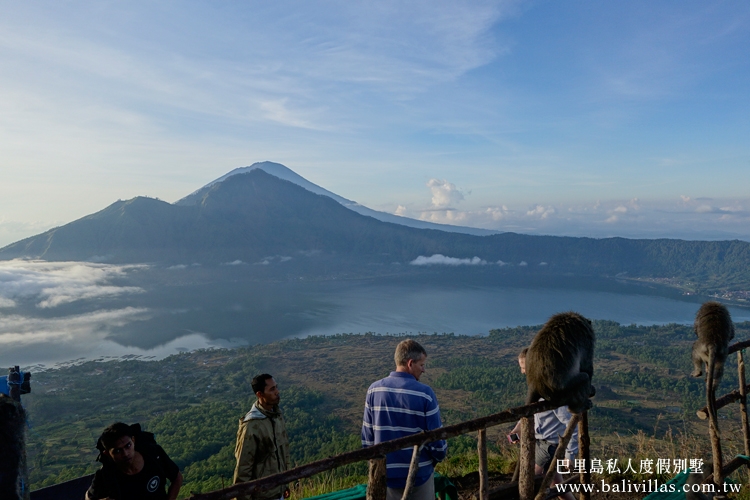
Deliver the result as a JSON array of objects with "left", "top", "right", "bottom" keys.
[{"left": 394, "top": 339, "right": 427, "bottom": 367}]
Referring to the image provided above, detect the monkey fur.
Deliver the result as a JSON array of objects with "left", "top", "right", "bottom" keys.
[
  {"left": 525, "top": 312, "right": 596, "bottom": 414},
  {"left": 691, "top": 301, "right": 734, "bottom": 428},
  {"left": 692, "top": 301, "right": 734, "bottom": 386},
  {"left": 684, "top": 462, "right": 715, "bottom": 500}
]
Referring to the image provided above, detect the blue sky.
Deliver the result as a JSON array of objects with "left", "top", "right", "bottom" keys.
[{"left": 1, "top": 0, "right": 749, "bottom": 247}]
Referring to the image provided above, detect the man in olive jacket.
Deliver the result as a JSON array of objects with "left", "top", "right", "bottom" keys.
[{"left": 233, "top": 374, "right": 291, "bottom": 500}]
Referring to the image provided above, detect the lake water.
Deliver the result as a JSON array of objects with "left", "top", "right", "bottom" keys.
[
  {"left": 297, "top": 282, "right": 750, "bottom": 336},
  {"left": 2, "top": 274, "right": 749, "bottom": 368}
]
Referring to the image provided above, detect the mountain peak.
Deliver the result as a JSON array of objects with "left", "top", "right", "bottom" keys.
[
  {"left": 176, "top": 162, "right": 497, "bottom": 236},
  {"left": 176, "top": 161, "right": 351, "bottom": 207}
]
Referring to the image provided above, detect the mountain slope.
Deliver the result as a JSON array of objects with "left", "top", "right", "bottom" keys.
[
  {"left": 1, "top": 170, "right": 495, "bottom": 263},
  {"left": 1, "top": 169, "right": 750, "bottom": 290},
  {"left": 177, "top": 161, "right": 497, "bottom": 236}
]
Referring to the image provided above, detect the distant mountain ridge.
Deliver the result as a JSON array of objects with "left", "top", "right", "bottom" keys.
[
  {"left": 177, "top": 161, "right": 498, "bottom": 236},
  {"left": 1, "top": 166, "right": 750, "bottom": 292}
]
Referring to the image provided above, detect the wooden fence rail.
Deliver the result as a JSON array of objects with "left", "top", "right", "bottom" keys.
[{"left": 188, "top": 399, "right": 581, "bottom": 500}]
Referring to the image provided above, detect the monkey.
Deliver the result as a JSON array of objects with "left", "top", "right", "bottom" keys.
[
  {"left": 684, "top": 462, "right": 715, "bottom": 500},
  {"left": 525, "top": 312, "right": 596, "bottom": 414},
  {"left": 691, "top": 301, "right": 734, "bottom": 428}
]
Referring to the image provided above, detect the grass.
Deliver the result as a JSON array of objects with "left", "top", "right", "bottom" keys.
[{"left": 289, "top": 470, "right": 368, "bottom": 500}]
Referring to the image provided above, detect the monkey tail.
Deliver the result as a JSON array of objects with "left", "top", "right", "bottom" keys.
[{"left": 706, "top": 347, "right": 720, "bottom": 438}]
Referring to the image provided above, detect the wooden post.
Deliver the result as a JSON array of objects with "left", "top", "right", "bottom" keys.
[
  {"left": 697, "top": 383, "right": 750, "bottom": 419},
  {"left": 704, "top": 455, "right": 750, "bottom": 485},
  {"left": 401, "top": 445, "right": 422, "bottom": 500},
  {"left": 518, "top": 417, "right": 535, "bottom": 500},
  {"left": 511, "top": 462, "right": 520, "bottom": 484},
  {"left": 707, "top": 378, "right": 724, "bottom": 493},
  {"left": 367, "top": 457, "right": 387, "bottom": 500},
  {"left": 478, "top": 429, "right": 488, "bottom": 500},
  {"left": 534, "top": 413, "right": 580, "bottom": 500},
  {"left": 738, "top": 350, "right": 750, "bottom": 462},
  {"left": 578, "top": 411, "right": 590, "bottom": 500}
]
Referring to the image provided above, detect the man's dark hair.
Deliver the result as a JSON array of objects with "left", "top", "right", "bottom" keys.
[
  {"left": 519, "top": 347, "right": 528, "bottom": 359},
  {"left": 252, "top": 374, "right": 274, "bottom": 395},
  {"left": 98, "top": 422, "right": 134, "bottom": 450}
]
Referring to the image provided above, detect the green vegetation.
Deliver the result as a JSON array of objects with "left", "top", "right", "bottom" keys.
[{"left": 22, "top": 322, "right": 750, "bottom": 497}]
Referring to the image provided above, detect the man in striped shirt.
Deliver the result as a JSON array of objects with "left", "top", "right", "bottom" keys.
[{"left": 362, "top": 339, "right": 447, "bottom": 500}]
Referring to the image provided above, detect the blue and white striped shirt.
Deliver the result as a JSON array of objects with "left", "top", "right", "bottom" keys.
[{"left": 361, "top": 371, "right": 447, "bottom": 488}]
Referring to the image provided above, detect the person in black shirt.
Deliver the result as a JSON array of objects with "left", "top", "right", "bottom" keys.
[{"left": 86, "top": 422, "right": 182, "bottom": 500}]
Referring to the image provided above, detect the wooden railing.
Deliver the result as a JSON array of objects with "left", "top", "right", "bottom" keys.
[
  {"left": 189, "top": 399, "right": 592, "bottom": 500},
  {"left": 694, "top": 338, "right": 750, "bottom": 494}
]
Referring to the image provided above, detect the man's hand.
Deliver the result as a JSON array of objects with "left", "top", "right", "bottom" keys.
[{"left": 284, "top": 488, "right": 291, "bottom": 498}]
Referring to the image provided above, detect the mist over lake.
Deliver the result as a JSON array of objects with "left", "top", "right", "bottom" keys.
[{"left": 2, "top": 264, "right": 748, "bottom": 368}]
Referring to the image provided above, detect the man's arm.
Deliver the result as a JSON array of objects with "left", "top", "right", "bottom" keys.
[
  {"left": 85, "top": 470, "right": 110, "bottom": 500},
  {"left": 509, "top": 420, "right": 521, "bottom": 435},
  {"left": 154, "top": 444, "right": 182, "bottom": 499},
  {"left": 425, "top": 390, "right": 447, "bottom": 462},
  {"left": 167, "top": 471, "right": 183, "bottom": 500},
  {"left": 234, "top": 422, "right": 257, "bottom": 484},
  {"left": 361, "top": 390, "right": 375, "bottom": 447}
]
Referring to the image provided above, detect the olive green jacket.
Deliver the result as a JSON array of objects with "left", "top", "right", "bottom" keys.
[{"left": 233, "top": 401, "right": 291, "bottom": 500}]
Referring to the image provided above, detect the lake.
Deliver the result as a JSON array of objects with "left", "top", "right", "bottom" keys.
[{"left": 2, "top": 268, "right": 748, "bottom": 368}]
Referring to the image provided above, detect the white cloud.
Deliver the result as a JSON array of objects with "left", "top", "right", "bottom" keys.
[
  {"left": 0, "top": 306, "right": 155, "bottom": 366},
  {"left": 0, "top": 260, "right": 145, "bottom": 309},
  {"left": 410, "top": 254, "right": 487, "bottom": 266},
  {"left": 254, "top": 256, "right": 293, "bottom": 265},
  {"left": 526, "top": 205, "right": 556, "bottom": 219},
  {"left": 484, "top": 206, "right": 511, "bottom": 221},
  {"left": 222, "top": 260, "right": 245, "bottom": 266},
  {"left": 0, "top": 307, "right": 150, "bottom": 347},
  {"left": 408, "top": 204, "right": 512, "bottom": 227},
  {"left": 719, "top": 205, "right": 743, "bottom": 213},
  {"left": 419, "top": 209, "right": 469, "bottom": 224},
  {"left": 259, "top": 99, "right": 323, "bottom": 130},
  {"left": 389, "top": 196, "right": 750, "bottom": 240},
  {"left": 427, "top": 179, "right": 464, "bottom": 209}
]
